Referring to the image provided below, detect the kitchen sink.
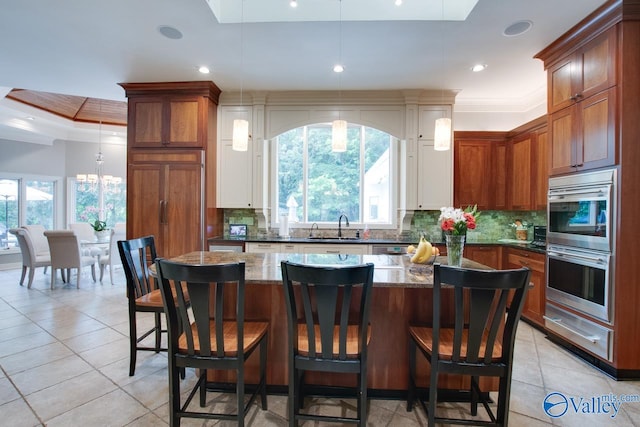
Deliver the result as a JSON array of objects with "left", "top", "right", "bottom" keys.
[{"left": 305, "top": 236, "right": 361, "bottom": 241}]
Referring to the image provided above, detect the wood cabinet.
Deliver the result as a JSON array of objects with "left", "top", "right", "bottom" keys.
[
  {"left": 547, "top": 29, "right": 617, "bottom": 114},
  {"left": 504, "top": 247, "right": 546, "bottom": 328},
  {"left": 127, "top": 151, "right": 204, "bottom": 259},
  {"left": 544, "top": 26, "right": 617, "bottom": 176},
  {"left": 464, "top": 245, "right": 502, "bottom": 270},
  {"left": 453, "top": 133, "right": 507, "bottom": 210},
  {"left": 549, "top": 87, "right": 616, "bottom": 175},
  {"left": 534, "top": 129, "right": 549, "bottom": 210},
  {"left": 505, "top": 117, "right": 548, "bottom": 210},
  {"left": 121, "top": 81, "right": 223, "bottom": 258},
  {"left": 127, "top": 96, "right": 208, "bottom": 149}
]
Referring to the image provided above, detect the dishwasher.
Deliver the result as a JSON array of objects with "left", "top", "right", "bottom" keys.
[{"left": 371, "top": 244, "right": 407, "bottom": 256}]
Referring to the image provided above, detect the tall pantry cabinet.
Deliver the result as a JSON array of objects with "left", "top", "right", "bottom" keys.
[{"left": 120, "top": 82, "right": 224, "bottom": 259}]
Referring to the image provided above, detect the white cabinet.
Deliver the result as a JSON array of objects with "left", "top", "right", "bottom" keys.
[
  {"left": 217, "top": 106, "right": 253, "bottom": 208},
  {"left": 245, "top": 242, "right": 280, "bottom": 253},
  {"left": 416, "top": 140, "right": 453, "bottom": 209},
  {"left": 301, "top": 244, "right": 369, "bottom": 255},
  {"left": 281, "top": 243, "right": 301, "bottom": 253},
  {"left": 406, "top": 105, "right": 453, "bottom": 210}
]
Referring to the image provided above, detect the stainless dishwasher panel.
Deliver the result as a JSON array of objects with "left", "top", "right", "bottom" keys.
[
  {"left": 544, "top": 303, "right": 613, "bottom": 361},
  {"left": 371, "top": 244, "right": 407, "bottom": 255}
]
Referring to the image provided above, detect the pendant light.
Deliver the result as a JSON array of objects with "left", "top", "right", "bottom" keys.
[
  {"left": 232, "top": 0, "right": 249, "bottom": 151},
  {"left": 433, "top": 0, "right": 451, "bottom": 151},
  {"left": 331, "top": 0, "right": 347, "bottom": 153}
]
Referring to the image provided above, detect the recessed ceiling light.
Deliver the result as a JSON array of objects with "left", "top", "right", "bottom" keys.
[
  {"left": 471, "top": 64, "right": 487, "bottom": 72},
  {"left": 25, "top": 116, "right": 35, "bottom": 120},
  {"left": 290, "top": 0, "right": 298, "bottom": 7},
  {"left": 503, "top": 20, "right": 533, "bottom": 37},
  {"left": 333, "top": 64, "right": 344, "bottom": 73},
  {"left": 198, "top": 66, "right": 210, "bottom": 74},
  {"left": 158, "top": 25, "right": 183, "bottom": 40},
  {"left": 395, "top": 0, "right": 403, "bottom": 5}
]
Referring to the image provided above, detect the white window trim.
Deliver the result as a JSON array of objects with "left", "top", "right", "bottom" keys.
[{"left": 269, "top": 123, "right": 399, "bottom": 231}]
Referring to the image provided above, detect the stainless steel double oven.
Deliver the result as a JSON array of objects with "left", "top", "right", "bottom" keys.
[{"left": 545, "top": 169, "right": 616, "bottom": 361}]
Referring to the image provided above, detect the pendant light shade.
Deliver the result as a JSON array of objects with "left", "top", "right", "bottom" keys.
[
  {"left": 434, "top": 117, "right": 451, "bottom": 151},
  {"left": 232, "top": 119, "right": 249, "bottom": 151},
  {"left": 332, "top": 119, "right": 347, "bottom": 152}
]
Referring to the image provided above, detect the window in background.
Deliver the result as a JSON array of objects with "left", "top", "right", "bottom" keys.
[
  {"left": 0, "top": 177, "right": 57, "bottom": 248},
  {"left": 275, "top": 123, "right": 394, "bottom": 226},
  {"left": 72, "top": 179, "right": 126, "bottom": 228}
]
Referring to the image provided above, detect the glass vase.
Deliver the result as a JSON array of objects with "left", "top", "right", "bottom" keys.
[{"left": 445, "top": 234, "right": 465, "bottom": 268}]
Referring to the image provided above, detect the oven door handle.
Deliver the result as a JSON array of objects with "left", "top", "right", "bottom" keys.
[
  {"left": 548, "top": 187, "right": 609, "bottom": 198},
  {"left": 547, "top": 250, "right": 607, "bottom": 265},
  {"left": 543, "top": 315, "right": 600, "bottom": 343}
]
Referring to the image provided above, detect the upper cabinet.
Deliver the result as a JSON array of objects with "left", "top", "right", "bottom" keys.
[
  {"left": 453, "top": 133, "right": 507, "bottom": 211},
  {"left": 127, "top": 96, "right": 206, "bottom": 149},
  {"left": 540, "top": 26, "right": 618, "bottom": 176},
  {"left": 217, "top": 106, "right": 254, "bottom": 208},
  {"left": 548, "top": 29, "right": 617, "bottom": 114},
  {"left": 412, "top": 106, "right": 453, "bottom": 210}
]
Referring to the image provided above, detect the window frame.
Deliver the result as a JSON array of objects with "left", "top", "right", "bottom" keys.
[{"left": 269, "top": 122, "right": 399, "bottom": 230}]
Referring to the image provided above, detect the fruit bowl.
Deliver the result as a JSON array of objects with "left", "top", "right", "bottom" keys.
[
  {"left": 406, "top": 253, "right": 437, "bottom": 265},
  {"left": 407, "top": 253, "right": 437, "bottom": 278}
]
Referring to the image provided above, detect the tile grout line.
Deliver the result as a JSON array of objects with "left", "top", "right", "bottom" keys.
[{"left": 0, "top": 364, "right": 46, "bottom": 426}]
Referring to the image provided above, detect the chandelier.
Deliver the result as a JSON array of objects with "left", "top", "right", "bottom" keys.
[{"left": 76, "top": 100, "right": 122, "bottom": 187}]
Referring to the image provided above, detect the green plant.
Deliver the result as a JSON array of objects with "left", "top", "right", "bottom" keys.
[{"left": 90, "top": 219, "right": 107, "bottom": 232}]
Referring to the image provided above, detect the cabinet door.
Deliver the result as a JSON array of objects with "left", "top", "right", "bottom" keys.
[
  {"left": 504, "top": 248, "right": 546, "bottom": 327},
  {"left": 493, "top": 142, "right": 507, "bottom": 210},
  {"left": 127, "top": 163, "right": 164, "bottom": 251},
  {"left": 549, "top": 106, "right": 576, "bottom": 176},
  {"left": 217, "top": 107, "right": 253, "bottom": 208},
  {"left": 453, "top": 140, "right": 493, "bottom": 210},
  {"left": 464, "top": 245, "right": 501, "bottom": 269},
  {"left": 577, "top": 87, "right": 616, "bottom": 172},
  {"left": 509, "top": 136, "right": 533, "bottom": 210},
  {"left": 167, "top": 98, "right": 202, "bottom": 148},
  {"left": 417, "top": 141, "right": 452, "bottom": 209},
  {"left": 579, "top": 29, "right": 617, "bottom": 101},
  {"left": 548, "top": 56, "right": 576, "bottom": 113},
  {"left": 128, "top": 97, "right": 203, "bottom": 148},
  {"left": 129, "top": 98, "right": 164, "bottom": 147},
  {"left": 534, "top": 129, "right": 549, "bottom": 210},
  {"left": 164, "top": 162, "right": 203, "bottom": 258}
]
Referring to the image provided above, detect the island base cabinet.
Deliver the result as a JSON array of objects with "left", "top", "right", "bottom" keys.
[{"left": 205, "top": 284, "right": 498, "bottom": 393}]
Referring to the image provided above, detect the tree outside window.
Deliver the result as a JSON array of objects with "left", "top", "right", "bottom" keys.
[{"left": 276, "top": 123, "right": 393, "bottom": 226}]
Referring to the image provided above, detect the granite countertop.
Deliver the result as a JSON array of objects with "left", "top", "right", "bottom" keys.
[
  {"left": 207, "top": 236, "right": 547, "bottom": 254},
  {"left": 164, "top": 251, "right": 491, "bottom": 288}
]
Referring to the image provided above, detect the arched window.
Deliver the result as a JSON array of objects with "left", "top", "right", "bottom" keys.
[{"left": 273, "top": 123, "right": 396, "bottom": 227}]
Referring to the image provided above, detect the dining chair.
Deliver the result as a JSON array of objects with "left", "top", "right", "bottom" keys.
[
  {"left": 22, "top": 224, "right": 50, "bottom": 259},
  {"left": 98, "top": 227, "right": 126, "bottom": 284},
  {"left": 44, "top": 230, "right": 96, "bottom": 289},
  {"left": 69, "top": 222, "right": 95, "bottom": 241},
  {"left": 280, "top": 260, "right": 375, "bottom": 427},
  {"left": 9, "top": 228, "right": 51, "bottom": 288},
  {"left": 155, "top": 258, "right": 269, "bottom": 427},
  {"left": 406, "top": 263, "right": 531, "bottom": 427}
]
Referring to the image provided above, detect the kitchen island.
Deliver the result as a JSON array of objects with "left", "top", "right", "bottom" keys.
[{"left": 164, "top": 251, "right": 494, "bottom": 395}]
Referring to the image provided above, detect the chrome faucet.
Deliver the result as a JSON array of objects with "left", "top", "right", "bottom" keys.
[
  {"left": 309, "top": 222, "right": 319, "bottom": 238},
  {"left": 338, "top": 214, "right": 349, "bottom": 238}
]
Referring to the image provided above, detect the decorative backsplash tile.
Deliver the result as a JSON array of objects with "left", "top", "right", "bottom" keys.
[{"left": 222, "top": 208, "right": 547, "bottom": 242}]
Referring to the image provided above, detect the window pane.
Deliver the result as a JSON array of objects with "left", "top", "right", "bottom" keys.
[
  {"left": 103, "top": 182, "right": 127, "bottom": 227},
  {"left": 307, "top": 125, "right": 360, "bottom": 222},
  {"left": 0, "top": 179, "right": 19, "bottom": 248},
  {"left": 363, "top": 128, "right": 391, "bottom": 223},
  {"left": 75, "top": 182, "right": 100, "bottom": 223},
  {"left": 277, "top": 127, "right": 304, "bottom": 221},
  {"left": 25, "top": 180, "right": 54, "bottom": 229},
  {"left": 275, "top": 123, "right": 392, "bottom": 226}
]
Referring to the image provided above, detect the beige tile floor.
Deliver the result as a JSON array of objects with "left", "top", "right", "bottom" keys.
[{"left": 1, "top": 265, "right": 639, "bottom": 426}]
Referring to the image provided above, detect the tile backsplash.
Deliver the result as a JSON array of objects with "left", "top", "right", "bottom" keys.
[{"left": 222, "top": 208, "right": 547, "bottom": 242}]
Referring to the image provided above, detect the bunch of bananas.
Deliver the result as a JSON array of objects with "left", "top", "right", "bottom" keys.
[{"left": 407, "top": 236, "right": 439, "bottom": 264}]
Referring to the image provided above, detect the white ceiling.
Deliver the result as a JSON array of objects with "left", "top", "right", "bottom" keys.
[{"left": 0, "top": 0, "right": 607, "bottom": 142}]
